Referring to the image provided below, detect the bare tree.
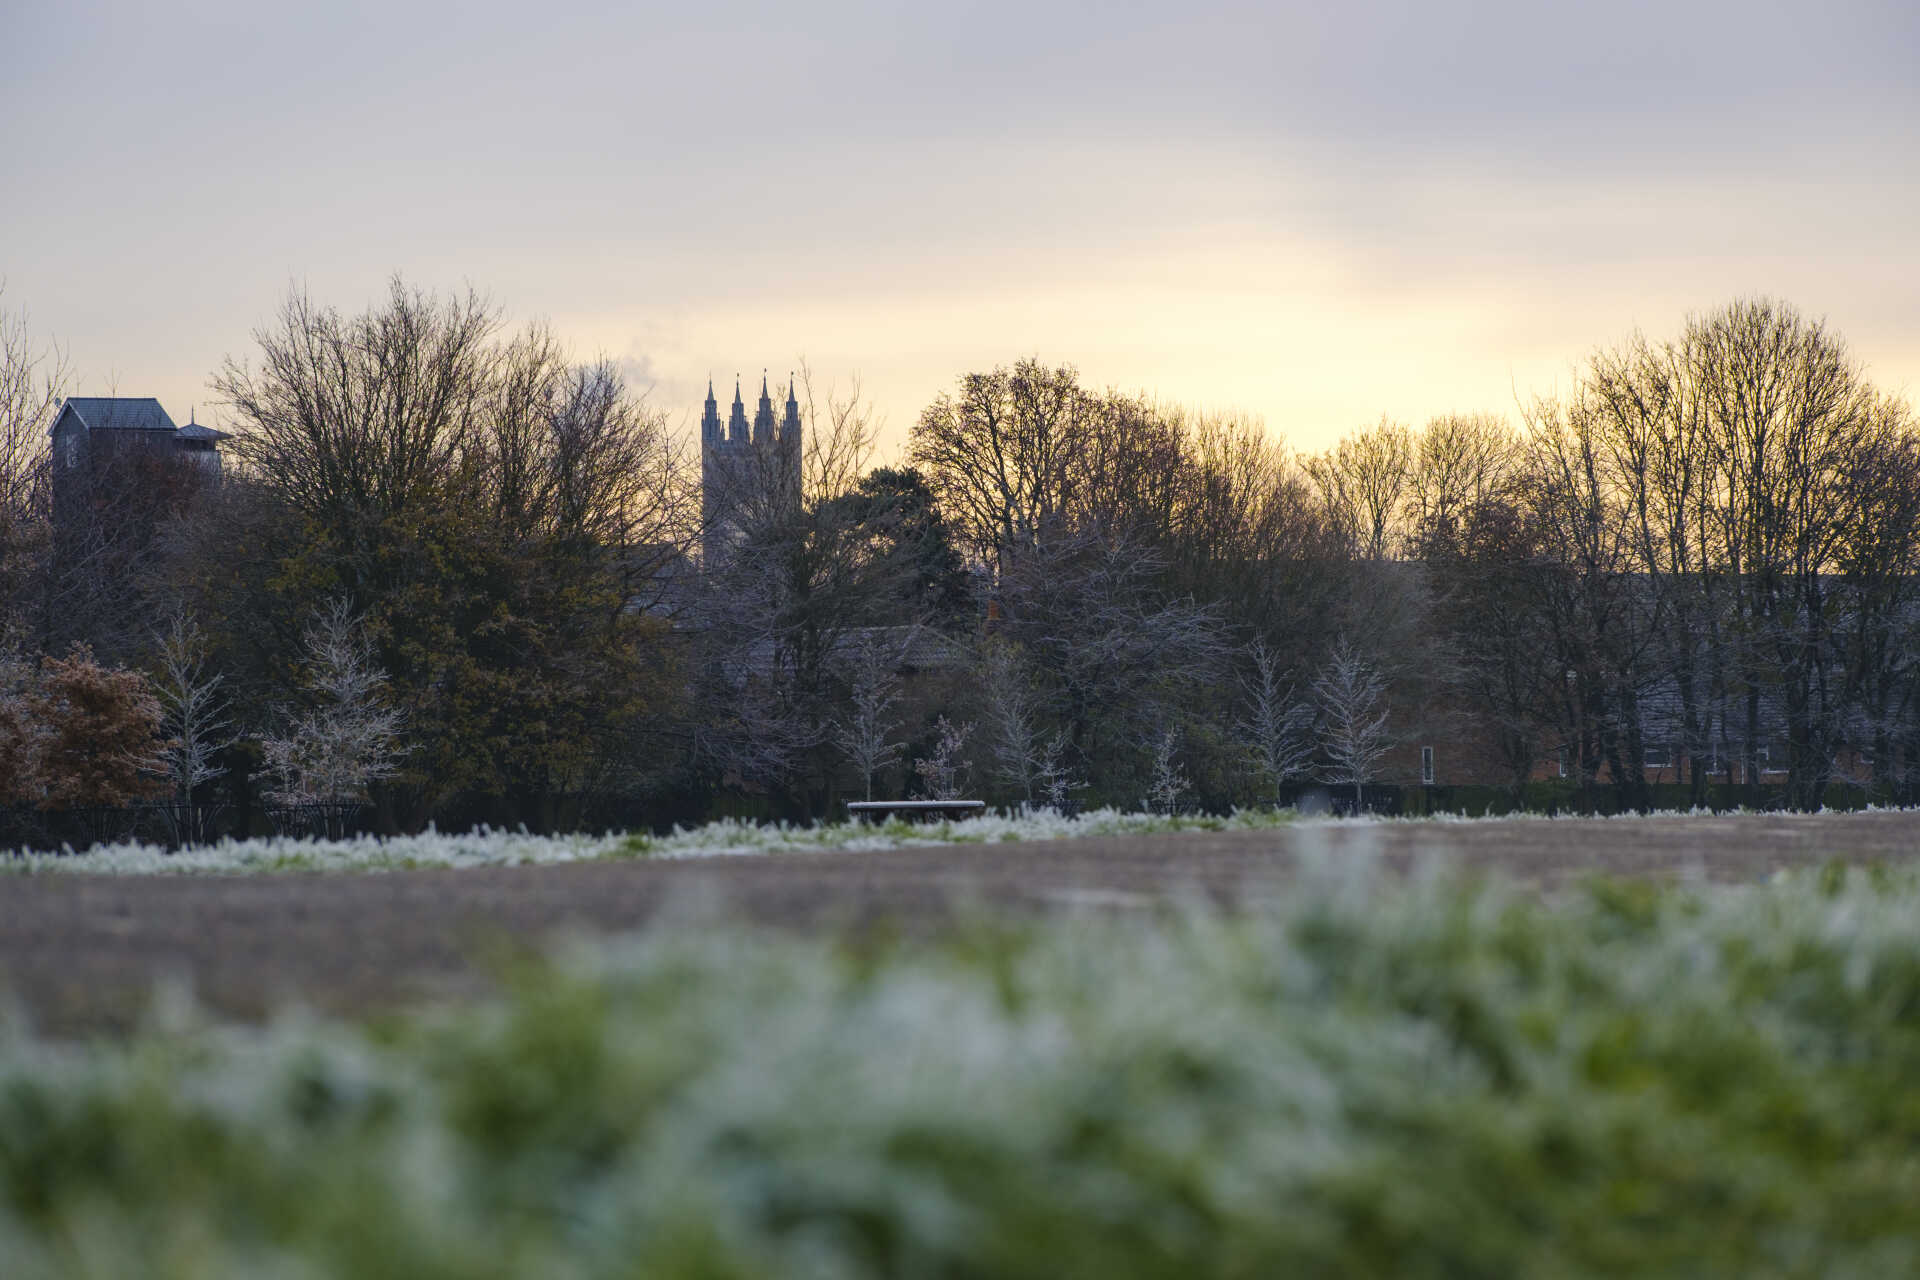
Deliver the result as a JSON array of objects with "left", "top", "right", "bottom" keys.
[
  {"left": 0, "top": 288, "right": 67, "bottom": 644},
  {"left": 1522, "top": 297, "right": 1912, "bottom": 811},
  {"left": 1424, "top": 486, "right": 1560, "bottom": 800},
  {"left": 261, "top": 600, "right": 406, "bottom": 831},
  {"left": 1579, "top": 329, "right": 1723, "bottom": 805},
  {"left": 154, "top": 612, "right": 236, "bottom": 845},
  {"left": 1305, "top": 416, "right": 1414, "bottom": 561},
  {"left": 1314, "top": 636, "right": 1393, "bottom": 812},
  {"left": 488, "top": 331, "right": 699, "bottom": 617},
  {"left": 0, "top": 287, "right": 64, "bottom": 561},
  {"left": 216, "top": 279, "right": 497, "bottom": 549},
  {"left": 910, "top": 359, "right": 1094, "bottom": 565},
  {"left": 1520, "top": 390, "right": 1654, "bottom": 810},
  {"left": 1408, "top": 412, "right": 1515, "bottom": 557},
  {"left": 1237, "top": 639, "right": 1315, "bottom": 806},
  {"left": 833, "top": 633, "right": 903, "bottom": 802},
  {"left": 796, "top": 362, "right": 882, "bottom": 504},
  {"left": 1685, "top": 299, "right": 1892, "bottom": 809},
  {"left": 1834, "top": 428, "right": 1920, "bottom": 800},
  {"left": 1159, "top": 412, "right": 1343, "bottom": 623}
]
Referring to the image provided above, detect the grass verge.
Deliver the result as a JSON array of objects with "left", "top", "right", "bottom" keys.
[
  {"left": 0, "top": 807, "right": 1304, "bottom": 875},
  {"left": 9, "top": 803, "right": 1898, "bottom": 876}
]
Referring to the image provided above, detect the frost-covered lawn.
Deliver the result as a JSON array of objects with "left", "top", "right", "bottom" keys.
[
  {"left": 0, "top": 803, "right": 1858, "bottom": 875},
  {"left": 3, "top": 807, "right": 1307, "bottom": 874},
  {"left": 4, "top": 861, "right": 1920, "bottom": 1276}
]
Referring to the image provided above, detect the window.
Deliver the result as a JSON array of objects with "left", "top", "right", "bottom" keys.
[
  {"left": 1420, "top": 745, "right": 1435, "bottom": 786},
  {"left": 1644, "top": 743, "right": 1673, "bottom": 769}
]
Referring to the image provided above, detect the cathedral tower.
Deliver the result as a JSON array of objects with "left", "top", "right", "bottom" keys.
[{"left": 701, "top": 370, "right": 802, "bottom": 565}]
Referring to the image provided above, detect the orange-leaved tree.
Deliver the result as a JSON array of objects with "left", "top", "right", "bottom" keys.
[{"left": 34, "top": 644, "right": 165, "bottom": 809}]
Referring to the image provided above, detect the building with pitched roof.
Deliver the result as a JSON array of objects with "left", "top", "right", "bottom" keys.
[{"left": 48, "top": 396, "right": 229, "bottom": 525}]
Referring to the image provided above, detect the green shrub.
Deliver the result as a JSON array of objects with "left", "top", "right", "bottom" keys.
[{"left": 5, "top": 863, "right": 1920, "bottom": 1275}]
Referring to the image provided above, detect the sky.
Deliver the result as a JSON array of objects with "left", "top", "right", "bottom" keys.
[{"left": 3, "top": 0, "right": 1916, "bottom": 456}]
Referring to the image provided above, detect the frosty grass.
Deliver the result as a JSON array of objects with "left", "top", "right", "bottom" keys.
[
  {"left": 0, "top": 803, "right": 1863, "bottom": 875},
  {"left": 5, "top": 857, "right": 1920, "bottom": 1275}
]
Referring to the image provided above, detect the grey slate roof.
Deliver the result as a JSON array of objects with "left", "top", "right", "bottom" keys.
[
  {"left": 52, "top": 397, "right": 179, "bottom": 435},
  {"left": 176, "top": 420, "right": 231, "bottom": 441}
]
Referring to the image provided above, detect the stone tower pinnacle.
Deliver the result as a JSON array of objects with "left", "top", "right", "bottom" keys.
[
  {"left": 701, "top": 378, "right": 721, "bottom": 442},
  {"left": 727, "top": 378, "right": 748, "bottom": 444},
  {"left": 781, "top": 373, "right": 801, "bottom": 449},
  {"left": 752, "top": 371, "right": 776, "bottom": 445}
]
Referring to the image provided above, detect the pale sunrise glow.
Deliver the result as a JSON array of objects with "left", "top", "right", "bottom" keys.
[{"left": 4, "top": 1, "right": 1915, "bottom": 450}]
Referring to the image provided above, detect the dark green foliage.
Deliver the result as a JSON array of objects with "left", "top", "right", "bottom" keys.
[
  {"left": 6, "top": 866, "right": 1920, "bottom": 1274},
  {"left": 202, "top": 281, "right": 693, "bottom": 830},
  {"left": 816, "top": 467, "right": 973, "bottom": 627}
]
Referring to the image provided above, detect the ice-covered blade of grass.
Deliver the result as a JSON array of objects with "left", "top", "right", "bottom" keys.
[{"left": 4, "top": 863, "right": 1920, "bottom": 1275}]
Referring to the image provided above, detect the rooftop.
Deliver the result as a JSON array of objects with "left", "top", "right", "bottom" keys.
[{"left": 53, "top": 397, "right": 179, "bottom": 435}]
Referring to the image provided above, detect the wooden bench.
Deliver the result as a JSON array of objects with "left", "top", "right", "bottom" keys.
[{"left": 846, "top": 800, "right": 987, "bottom": 823}]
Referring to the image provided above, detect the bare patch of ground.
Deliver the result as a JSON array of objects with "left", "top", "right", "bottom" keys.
[{"left": 4, "top": 811, "right": 1916, "bottom": 1033}]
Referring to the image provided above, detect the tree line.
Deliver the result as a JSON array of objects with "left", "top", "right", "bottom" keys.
[{"left": 0, "top": 281, "right": 1913, "bottom": 840}]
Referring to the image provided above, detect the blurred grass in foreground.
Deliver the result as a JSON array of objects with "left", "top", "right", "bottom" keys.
[{"left": 4, "top": 857, "right": 1920, "bottom": 1277}]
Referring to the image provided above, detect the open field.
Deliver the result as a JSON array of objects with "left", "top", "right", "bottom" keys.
[{"left": 3, "top": 809, "right": 1918, "bottom": 1032}]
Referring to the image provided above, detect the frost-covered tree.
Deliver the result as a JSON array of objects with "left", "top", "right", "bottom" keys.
[
  {"left": 154, "top": 612, "right": 236, "bottom": 844},
  {"left": 1237, "top": 639, "right": 1315, "bottom": 806},
  {"left": 913, "top": 716, "right": 972, "bottom": 800},
  {"left": 1032, "top": 730, "right": 1082, "bottom": 811},
  {"left": 1144, "top": 725, "right": 1190, "bottom": 815},
  {"left": 1313, "top": 636, "right": 1392, "bottom": 813},
  {"left": 261, "top": 601, "right": 405, "bottom": 827},
  {"left": 833, "top": 634, "right": 903, "bottom": 802},
  {"left": 979, "top": 641, "right": 1045, "bottom": 805},
  {"left": 989, "top": 529, "right": 1231, "bottom": 804}
]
